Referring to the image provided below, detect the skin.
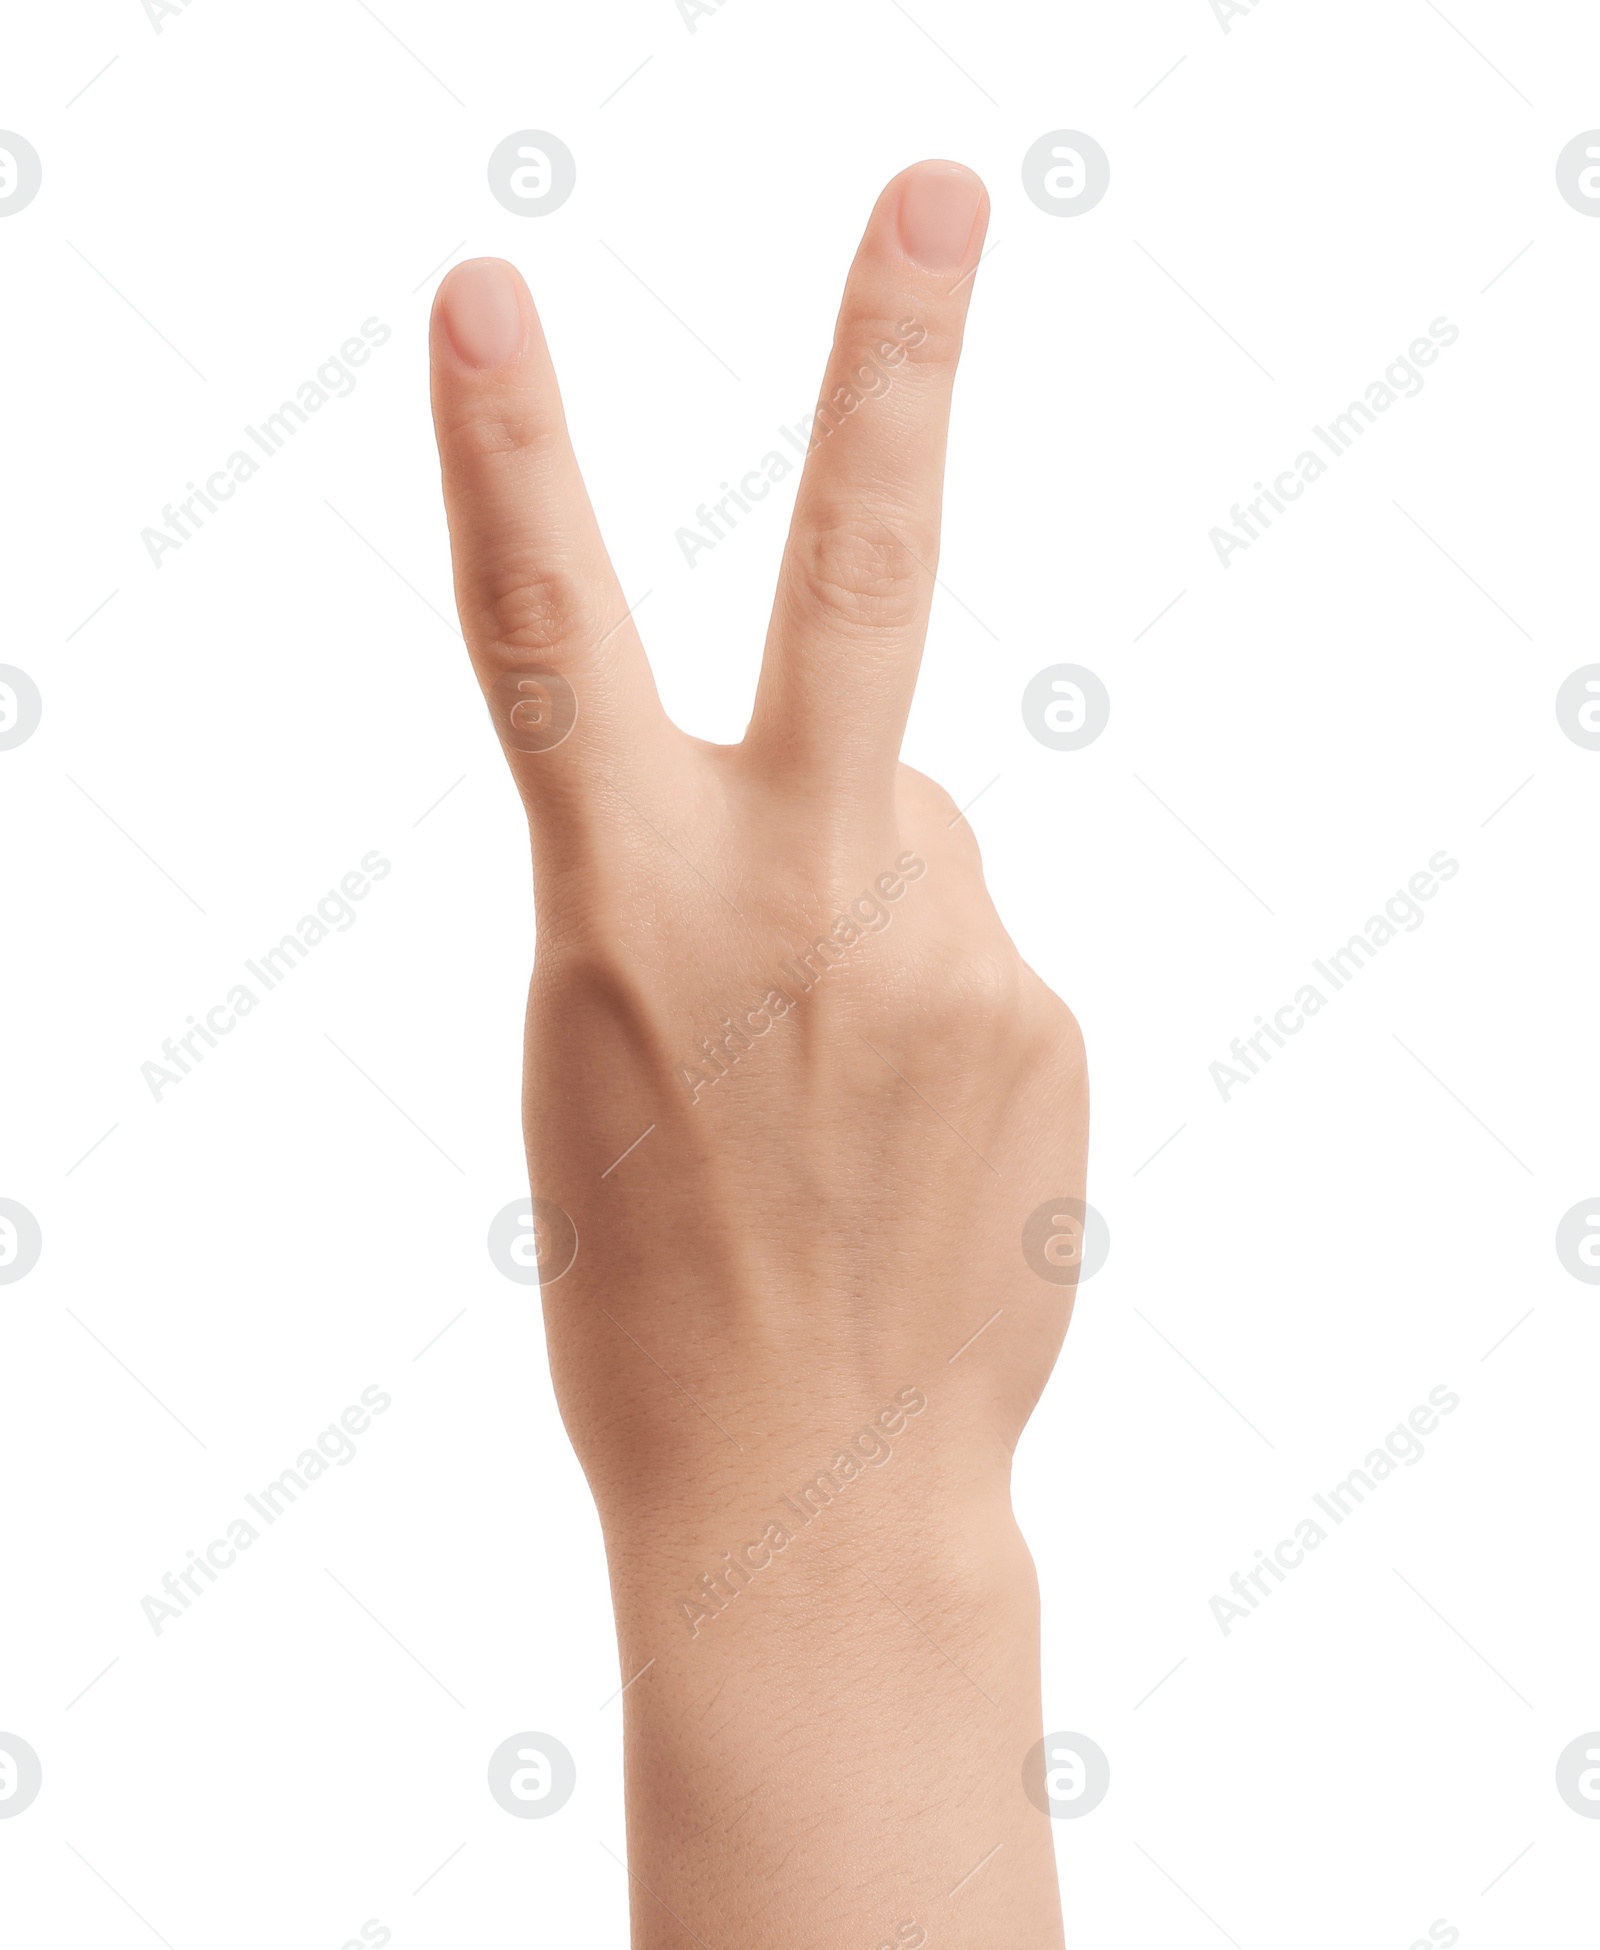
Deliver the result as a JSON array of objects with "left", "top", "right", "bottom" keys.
[{"left": 429, "top": 160, "right": 1087, "bottom": 1949}]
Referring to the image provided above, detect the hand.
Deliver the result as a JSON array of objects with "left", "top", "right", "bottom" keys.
[{"left": 431, "top": 159, "right": 1086, "bottom": 1949}]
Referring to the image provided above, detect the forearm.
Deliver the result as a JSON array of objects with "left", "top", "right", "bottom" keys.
[{"left": 600, "top": 1441, "right": 1063, "bottom": 1948}]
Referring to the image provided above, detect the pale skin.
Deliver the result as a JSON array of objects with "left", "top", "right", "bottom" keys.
[{"left": 429, "top": 160, "right": 1087, "bottom": 1948}]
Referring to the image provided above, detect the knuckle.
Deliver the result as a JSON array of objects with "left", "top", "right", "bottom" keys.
[
  {"left": 441, "top": 401, "right": 559, "bottom": 467},
  {"left": 942, "top": 947, "right": 1023, "bottom": 1027},
  {"left": 896, "top": 765, "right": 963, "bottom": 829},
  {"left": 890, "top": 941, "right": 1020, "bottom": 1044},
  {"left": 1035, "top": 994, "right": 1086, "bottom": 1073},
  {"left": 470, "top": 556, "right": 599, "bottom": 669},
  {"left": 783, "top": 515, "right": 928, "bottom": 637},
  {"left": 835, "top": 306, "right": 960, "bottom": 381}
]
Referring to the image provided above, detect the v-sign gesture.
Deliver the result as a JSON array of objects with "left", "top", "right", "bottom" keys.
[{"left": 430, "top": 160, "right": 1085, "bottom": 1950}]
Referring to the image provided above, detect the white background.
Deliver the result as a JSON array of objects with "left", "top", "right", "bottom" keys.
[{"left": 2, "top": 0, "right": 1597, "bottom": 1944}]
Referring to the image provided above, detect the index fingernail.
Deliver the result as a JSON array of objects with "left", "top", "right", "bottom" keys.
[{"left": 438, "top": 259, "right": 525, "bottom": 370}]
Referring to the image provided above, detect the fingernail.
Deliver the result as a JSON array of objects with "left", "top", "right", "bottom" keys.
[
  {"left": 894, "top": 165, "right": 985, "bottom": 273},
  {"left": 438, "top": 259, "right": 525, "bottom": 370}
]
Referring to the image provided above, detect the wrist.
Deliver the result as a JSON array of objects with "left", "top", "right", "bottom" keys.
[
  {"left": 585, "top": 1378, "right": 1017, "bottom": 1636},
  {"left": 605, "top": 1472, "right": 1028, "bottom": 1649}
]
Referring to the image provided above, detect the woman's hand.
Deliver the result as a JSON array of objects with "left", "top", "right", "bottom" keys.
[{"left": 430, "top": 159, "right": 1086, "bottom": 1949}]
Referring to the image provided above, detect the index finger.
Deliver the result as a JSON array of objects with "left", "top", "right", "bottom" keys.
[{"left": 430, "top": 258, "right": 668, "bottom": 841}]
